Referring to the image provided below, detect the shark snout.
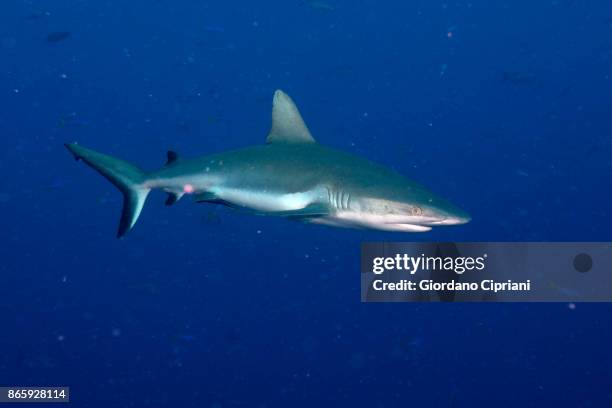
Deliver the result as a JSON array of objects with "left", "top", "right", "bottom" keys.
[
  {"left": 425, "top": 208, "right": 471, "bottom": 226},
  {"left": 356, "top": 197, "right": 470, "bottom": 229},
  {"left": 454, "top": 212, "right": 471, "bottom": 225},
  {"left": 428, "top": 214, "right": 471, "bottom": 226}
]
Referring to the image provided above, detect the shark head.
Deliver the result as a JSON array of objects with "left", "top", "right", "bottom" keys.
[
  {"left": 347, "top": 197, "right": 469, "bottom": 232},
  {"left": 321, "top": 182, "right": 471, "bottom": 232}
]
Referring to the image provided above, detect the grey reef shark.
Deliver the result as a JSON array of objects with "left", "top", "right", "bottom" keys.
[{"left": 65, "top": 90, "right": 470, "bottom": 237}]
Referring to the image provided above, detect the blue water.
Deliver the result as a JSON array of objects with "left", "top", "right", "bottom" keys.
[{"left": 1, "top": 0, "right": 611, "bottom": 406}]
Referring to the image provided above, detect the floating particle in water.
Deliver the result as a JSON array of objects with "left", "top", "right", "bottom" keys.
[
  {"left": 446, "top": 25, "right": 456, "bottom": 38},
  {"left": 568, "top": 303, "right": 576, "bottom": 310},
  {"left": 440, "top": 63, "right": 448, "bottom": 76},
  {"left": 111, "top": 328, "right": 121, "bottom": 337}
]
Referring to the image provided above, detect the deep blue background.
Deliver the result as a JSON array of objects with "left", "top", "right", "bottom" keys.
[{"left": 1, "top": 0, "right": 611, "bottom": 406}]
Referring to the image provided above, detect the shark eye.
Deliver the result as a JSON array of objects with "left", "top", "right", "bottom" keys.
[{"left": 411, "top": 206, "right": 423, "bottom": 216}]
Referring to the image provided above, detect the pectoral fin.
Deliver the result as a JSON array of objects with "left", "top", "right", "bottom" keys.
[
  {"left": 194, "top": 192, "right": 242, "bottom": 209},
  {"left": 193, "top": 192, "right": 219, "bottom": 203}
]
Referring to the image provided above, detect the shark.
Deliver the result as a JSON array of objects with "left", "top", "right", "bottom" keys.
[{"left": 65, "top": 90, "right": 470, "bottom": 237}]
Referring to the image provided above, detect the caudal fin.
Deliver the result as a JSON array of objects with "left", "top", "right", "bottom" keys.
[{"left": 65, "top": 143, "right": 150, "bottom": 237}]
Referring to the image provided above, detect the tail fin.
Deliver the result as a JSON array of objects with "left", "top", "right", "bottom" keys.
[{"left": 65, "top": 143, "right": 150, "bottom": 237}]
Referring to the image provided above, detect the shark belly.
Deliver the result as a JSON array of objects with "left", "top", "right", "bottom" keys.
[{"left": 209, "top": 184, "right": 327, "bottom": 213}]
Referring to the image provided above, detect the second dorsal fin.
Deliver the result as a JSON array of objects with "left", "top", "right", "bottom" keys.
[
  {"left": 165, "top": 150, "right": 179, "bottom": 166},
  {"left": 266, "top": 90, "right": 315, "bottom": 144}
]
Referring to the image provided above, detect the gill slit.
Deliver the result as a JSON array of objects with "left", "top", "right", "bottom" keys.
[{"left": 326, "top": 187, "right": 351, "bottom": 210}]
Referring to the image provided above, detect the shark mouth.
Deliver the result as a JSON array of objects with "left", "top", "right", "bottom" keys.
[
  {"left": 370, "top": 223, "right": 432, "bottom": 232},
  {"left": 311, "top": 217, "right": 433, "bottom": 232}
]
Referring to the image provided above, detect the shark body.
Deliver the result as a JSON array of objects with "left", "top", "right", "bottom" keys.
[{"left": 65, "top": 90, "right": 470, "bottom": 237}]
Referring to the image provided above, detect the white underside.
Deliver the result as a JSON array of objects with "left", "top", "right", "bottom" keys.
[{"left": 211, "top": 187, "right": 318, "bottom": 212}]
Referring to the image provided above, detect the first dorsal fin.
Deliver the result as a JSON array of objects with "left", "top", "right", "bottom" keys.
[
  {"left": 266, "top": 90, "right": 315, "bottom": 144},
  {"left": 165, "top": 150, "right": 179, "bottom": 166}
]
